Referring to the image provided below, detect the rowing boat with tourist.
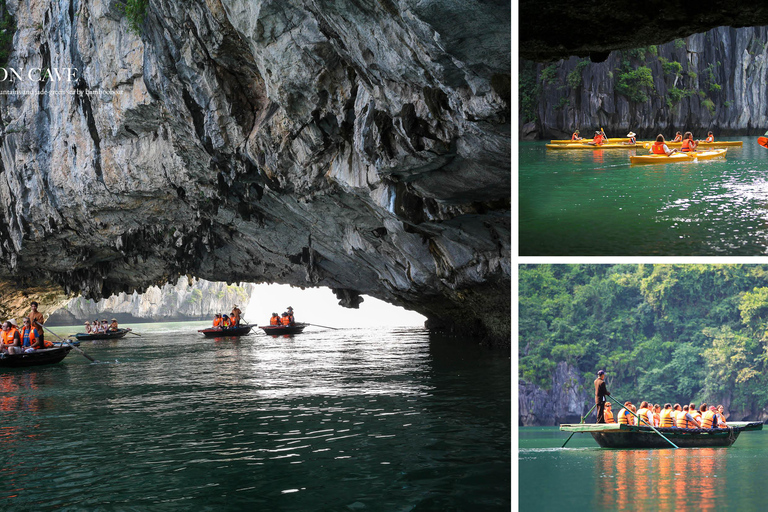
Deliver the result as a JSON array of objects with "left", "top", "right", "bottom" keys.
[{"left": 560, "top": 370, "right": 763, "bottom": 449}]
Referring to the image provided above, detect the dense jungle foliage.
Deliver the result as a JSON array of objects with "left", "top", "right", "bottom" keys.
[{"left": 519, "top": 265, "right": 768, "bottom": 411}]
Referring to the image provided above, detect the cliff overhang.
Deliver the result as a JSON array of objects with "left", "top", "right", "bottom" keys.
[{"left": 0, "top": 0, "right": 511, "bottom": 346}]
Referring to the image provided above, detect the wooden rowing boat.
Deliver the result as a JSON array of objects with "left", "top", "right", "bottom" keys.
[
  {"left": 630, "top": 149, "right": 727, "bottom": 164},
  {"left": 0, "top": 346, "right": 72, "bottom": 368},
  {"left": 198, "top": 325, "right": 254, "bottom": 337},
  {"left": 546, "top": 143, "right": 642, "bottom": 150},
  {"left": 74, "top": 329, "right": 131, "bottom": 341},
  {"left": 259, "top": 323, "right": 308, "bottom": 335},
  {"left": 560, "top": 421, "right": 763, "bottom": 448}
]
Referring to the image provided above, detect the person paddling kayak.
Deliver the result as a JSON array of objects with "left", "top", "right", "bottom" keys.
[{"left": 650, "top": 134, "right": 677, "bottom": 156}]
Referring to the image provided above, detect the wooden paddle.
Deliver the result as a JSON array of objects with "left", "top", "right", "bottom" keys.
[
  {"left": 307, "top": 323, "right": 339, "bottom": 330},
  {"left": 125, "top": 329, "right": 141, "bottom": 337},
  {"left": 37, "top": 321, "right": 97, "bottom": 363},
  {"left": 758, "top": 136, "right": 768, "bottom": 149},
  {"left": 561, "top": 403, "right": 598, "bottom": 448}
]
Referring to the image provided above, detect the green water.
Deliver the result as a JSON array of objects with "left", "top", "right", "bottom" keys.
[
  {"left": 519, "top": 137, "right": 768, "bottom": 255},
  {"left": 519, "top": 426, "right": 768, "bottom": 511},
  {"left": 1, "top": 322, "right": 510, "bottom": 510}
]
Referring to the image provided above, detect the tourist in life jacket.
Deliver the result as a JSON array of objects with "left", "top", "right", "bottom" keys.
[
  {"left": 286, "top": 307, "right": 295, "bottom": 324},
  {"left": 680, "top": 131, "right": 698, "bottom": 152},
  {"left": 659, "top": 404, "right": 676, "bottom": 428},
  {"left": 1, "top": 321, "right": 22, "bottom": 355},
  {"left": 689, "top": 403, "right": 703, "bottom": 426},
  {"left": 20, "top": 317, "right": 45, "bottom": 352},
  {"left": 280, "top": 313, "right": 292, "bottom": 326},
  {"left": 672, "top": 131, "right": 683, "bottom": 142},
  {"left": 571, "top": 129, "right": 582, "bottom": 141},
  {"left": 617, "top": 401, "right": 634, "bottom": 425},
  {"left": 653, "top": 404, "right": 661, "bottom": 427},
  {"left": 221, "top": 314, "right": 231, "bottom": 328},
  {"left": 650, "top": 134, "right": 677, "bottom": 156},
  {"left": 587, "top": 130, "right": 606, "bottom": 146},
  {"left": 28, "top": 301, "right": 46, "bottom": 345},
  {"left": 624, "top": 131, "right": 637, "bottom": 145},
  {"left": 716, "top": 405, "right": 728, "bottom": 427},
  {"left": 676, "top": 405, "right": 697, "bottom": 428},
  {"left": 603, "top": 401, "right": 615, "bottom": 423},
  {"left": 636, "top": 401, "right": 654, "bottom": 426},
  {"left": 269, "top": 313, "right": 281, "bottom": 326},
  {"left": 109, "top": 319, "right": 119, "bottom": 332},
  {"left": 231, "top": 305, "right": 242, "bottom": 327},
  {"left": 705, "top": 131, "right": 714, "bottom": 142},
  {"left": 213, "top": 314, "right": 223, "bottom": 328},
  {"left": 700, "top": 404, "right": 720, "bottom": 429}
]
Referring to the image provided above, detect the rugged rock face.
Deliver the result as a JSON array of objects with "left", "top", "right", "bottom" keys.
[
  {"left": 523, "top": 26, "right": 768, "bottom": 139},
  {"left": 46, "top": 277, "right": 254, "bottom": 325},
  {"left": 518, "top": 362, "right": 587, "bottom": 426},
  {"left": 0, "top": 1, "right": 511, "bottom": 345},
  {"left": 519, "top": 1, "right": 768, "bottom": 62}
]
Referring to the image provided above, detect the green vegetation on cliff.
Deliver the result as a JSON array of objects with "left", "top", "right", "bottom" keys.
[{"left": 519, "top": 265, "right": 768, "bottom": 410}]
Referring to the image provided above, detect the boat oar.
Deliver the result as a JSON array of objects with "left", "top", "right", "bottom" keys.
[
  {"left": 562, "top": 403, "right": 598, "bottom": 448},
  {"left": 307, "top": 323, "right": 339, "bottom": 330},
  {"left": 37, "top": 321, "right": 97, "bottom": 363},
  {"left": 608, "top": 395, "right": 678, "bottom": 449},
  {"left": 125, "top": 330, "right": 141, "bottom": 337}
]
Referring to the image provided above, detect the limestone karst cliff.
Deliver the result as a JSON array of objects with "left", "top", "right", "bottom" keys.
[
  {"left": 0, "top": 1, "right": 511, "bottom": 345},
  {"left": 46, "top": 277, "right": 254, "bottom": 325},
  {"left": 521, "top": 26, "right": 768, "bottom": 139}
]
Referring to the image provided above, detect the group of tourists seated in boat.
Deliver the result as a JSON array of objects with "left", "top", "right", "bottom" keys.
[
  {"left": 269, "top": 307, "right": 295, "bottom": 327},
  {"left": 1, "top": 317, "right": 53, "bottom": 354},
  {"left": 211, "top": 305, "right": 243, "bottom": 329},
  {"left": 606, "top": 400, "right": 728, "bottom": 429},
  {"left": 84, "top": 318, "right": 120, "bottom": 334},
  {"left": 570, "top": 129, "right": 715, "bottom": 150}
]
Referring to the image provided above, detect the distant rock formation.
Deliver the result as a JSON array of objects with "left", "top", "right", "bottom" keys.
[
  {"left": 46, "top": 278, "right": 254, "bottom": 325},
  {"left": 518, "top": 362, "right": 588, "bottom": 426}
]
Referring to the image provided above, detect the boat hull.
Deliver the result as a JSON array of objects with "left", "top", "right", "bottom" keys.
[
  {"left": 259, "top": 323, "right": 308, "bottom": 335},
  {"left": 0, "top": 346, "right": 72, "bottom": 368},
  {"left": 74, "top": 329, "right": 130, "bottom": 341},
  {"left": 630, "top": 149, "right": 727, "bottom": 164},
  {"left": 198, "top": 325, "right": 253, "bottom": 337}
]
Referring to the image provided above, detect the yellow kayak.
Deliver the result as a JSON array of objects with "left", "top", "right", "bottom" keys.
[
  {"left": 638, "top": 140, "right": 743, "bottom": 148},
  {"left": 546, "top": 143, "right": 642, "bottom": 150},
  {"left": 629, "top": 149, "right": 727, "bottom": 164},
  {"left": 549, "top": 138, "right": 631, "bottom": 144}
]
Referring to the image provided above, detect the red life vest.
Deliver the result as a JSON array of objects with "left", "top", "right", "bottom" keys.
[
  {"left": 651, "top": 142, "right": 667, "bottom": 154},
  {"left": 706, "top": 135, "right": 714, "bottom": 142},
  {"left": 213, "top": 317, "right": 222, "bottom": 327},
  {"left": 592, "top": 134, "right": 604, "bottom": 144},
  {"left": 270, "top": 316, "right": 280, "bottom": 326},
  {"left": 571, "top": 132, "right": 580, "bottom": 140},
  {"left": 280, "top": 316, "right": 291, "bottom": 326}
]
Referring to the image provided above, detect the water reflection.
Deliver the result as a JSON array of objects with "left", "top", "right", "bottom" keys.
[{"left": 596, "top": 448, "right": 726, "bottom": 510}]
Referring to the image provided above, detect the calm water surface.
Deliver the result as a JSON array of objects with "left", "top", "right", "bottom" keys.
[
  {"left": 1, "top": 322, "right": 510, "bottom": 510},
  {"left": 519, "top": 137, "right": 768, "bottom": 255},
  {"left": 519, "top": 426, "right": 768, "bottom": 511}
]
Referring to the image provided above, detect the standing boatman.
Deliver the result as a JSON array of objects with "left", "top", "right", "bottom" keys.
[
  {"left": 594, "top": 370, "right": 610, "bottom": 423},
  {"left": 28, "top": 301, "right": 46, "bottom": 345}
]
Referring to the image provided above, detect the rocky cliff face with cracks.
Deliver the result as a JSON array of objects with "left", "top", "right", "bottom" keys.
[
  {"left": 521, "top": 26, "right": 768, "bottom": 139},
  {"left": 518, "top": 362, "right": 587, "bottom": 426},
  {"left": 0, "top": 1, "right": 511, "bottom": 345}
]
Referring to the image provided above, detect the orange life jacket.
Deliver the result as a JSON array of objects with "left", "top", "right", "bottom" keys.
[
  {"left": 20, "top": 326, "right": 38, "bottom": 347},
  {"left": 690, "top": 410, "right": 702, "bottom": 426},
  {"left": 571, "top": 133, "right": 580, "bottom": 140},
  {"left": 681, "top": 139, "right": 694, "bottom": 152},
  {"left": 700, "top": 410, "right": 716, "bottom": 429},
  {"left": 592, "top": 134, "right": 604, "bottom": 144},
  {"left": 213, "top": 317, "right": 222, "bottom": 327},
  {"left": 280, "top": 316, "right": 291, "bottom": 326},
  {"left": 659, "top": 409, "right": 675, "bottom": 428},
  {"left": 676, "top": 411, "right": 692, "bottom": 429},
  {"left": 651, "top": 141, "right": 667, "bottom": 154},
  {"left": 2, "top": 327, "right": 19, "bottom": 345},
  {"left": 706, "top": 135, "right": 714, "bottom": 142},
  {"left": 618, "top": 408, "right": 632, "bottom": 425},
  {"left": 716, "top": 413, "right": 727, "bottom": 427},
  {"left": 270, "top": 316, "right": 280, "bottom": 326},
  {"left": 673, "top": 134, "right": 682, "bottom": 142},
  {"left": 604, "top": 409, "right": 615, "bottom": 423}
]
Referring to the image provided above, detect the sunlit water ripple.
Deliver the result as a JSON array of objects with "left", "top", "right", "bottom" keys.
[{"left": 0, "top": 323, "right": 510, "bottom": 510}]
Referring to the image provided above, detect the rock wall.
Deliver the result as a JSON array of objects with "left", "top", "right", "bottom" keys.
[
  {"left": 518, "top": 362, "right": 588, "bottom": 426},
  {"left": 0, "top": 0, "right": 511, "bottom": 345},
  {"left": 45, "top": 277, "right": 254, "bottom": 325},
  {"left": 523, "top": 26, "right": 768, "bottom": 139}
]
